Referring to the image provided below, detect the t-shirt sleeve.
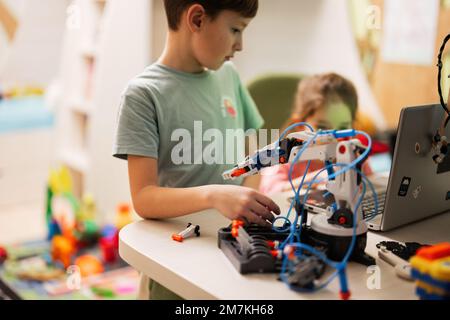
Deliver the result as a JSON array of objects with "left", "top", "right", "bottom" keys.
[
  {"left": 112, "top": 84, "right": 159, "bottom": 160},
  {"left": 232, "top": 68, "right": 264, "bottom": 131}
]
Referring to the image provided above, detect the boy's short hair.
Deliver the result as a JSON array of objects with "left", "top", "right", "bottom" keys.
[{"left": 164, "top": 0, "right": 258, "bottom": 31}]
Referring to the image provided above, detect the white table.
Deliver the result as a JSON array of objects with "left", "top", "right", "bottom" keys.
[{"left": 119, "top": 192, "right": 450, "bottom": 299}]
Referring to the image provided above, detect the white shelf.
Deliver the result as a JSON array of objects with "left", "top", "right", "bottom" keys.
[
  {"left": 80, "top": 45, "right": 98, "bottom": 60},
  {"left": 55, "top": 0, "right": 151, "bottom": 218},
  {"left": 58, "top": 147, "right": 89, "bottom": 173},
  {"left": 69, "top": 98, "right": 94, "bottom": 116},
  {"left": 71, "top": 104, "right": 92, "bottom": 116}
]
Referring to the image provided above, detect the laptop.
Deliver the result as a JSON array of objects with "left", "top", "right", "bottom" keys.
[{"left": 293, "top": 104, "right": 450, "bottom": 231}]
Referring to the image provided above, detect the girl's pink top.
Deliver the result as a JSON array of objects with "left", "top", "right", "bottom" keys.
[{"left": 259, "top": 160, "right": 323, "bottom": 195}]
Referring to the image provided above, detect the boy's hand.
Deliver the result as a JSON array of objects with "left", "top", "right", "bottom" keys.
[{"left": 207, "top": 185, "right": 281, "bottom": 227}]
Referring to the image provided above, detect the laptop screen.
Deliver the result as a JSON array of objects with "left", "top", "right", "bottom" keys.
[{"left": 368, "top": 152, "right": 392, "bottom": 174}]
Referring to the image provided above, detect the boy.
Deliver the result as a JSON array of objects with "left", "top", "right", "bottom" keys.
[{"left": 113, "top": 0, "right": 280, "bottom": 299}]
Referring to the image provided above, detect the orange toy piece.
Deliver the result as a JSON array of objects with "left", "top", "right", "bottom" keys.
[
  {"left": 171, "top": 234, "right": 183, "bottom": 242},
  {"left": 115, "top": 203, "right": 133, "bottom": 230},
  {"left": 416, "top": 242, "right": 450, "bottom": 261},
  {"left": 231, "top": 219, "right": 245, "bottom": 238},
  {"left": 171, "top": 223, "right": 200, "bottom": 242},
  {"left": 74, "top": 255, "right": 104, "bottom": 277},
  {"left": 51, "top": 235, "right": 76, "bottom": 269}
]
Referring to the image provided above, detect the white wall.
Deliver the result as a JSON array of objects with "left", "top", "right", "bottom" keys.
[
  {"left": 151, "top": 0, "right": 387, "bottom": 129},
  {"left": 233, "top": 0, "right": 386, "bottom": 129},
  {"left": 0, "top": 129, "right": 55, "bottom": 207},
  {"left": 151, "top": 0, "right": 167, "bottom": 62},
  {"left": 0, "top": 0, "right": 69, "bottom": 86}
]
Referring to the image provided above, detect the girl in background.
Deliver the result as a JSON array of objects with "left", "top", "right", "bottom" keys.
[{"left": 259, "top": 72, "right": 372, "bottom": 195}]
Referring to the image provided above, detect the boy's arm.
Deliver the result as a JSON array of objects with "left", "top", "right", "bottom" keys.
[
  {"left": 128, "top": 155, "right": 210, "bottom": 218},
  {"left": 128, "top": 155, "right": 280, "bottom": 226}
]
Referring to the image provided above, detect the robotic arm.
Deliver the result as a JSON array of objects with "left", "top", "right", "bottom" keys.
[
  {"left": 223, "top": 129, "right": 369, "bottom": 233},
  {"left": 223, "top": 130, "right": 337, "bottom": 179}
]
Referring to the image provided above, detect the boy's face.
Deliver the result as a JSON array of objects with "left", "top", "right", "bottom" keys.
[
  {"left": 307, "top": 102, "right": 353, "bottom": 131},
  {"left": 191, "top": 10, "right": 252, "bottom": 70}
]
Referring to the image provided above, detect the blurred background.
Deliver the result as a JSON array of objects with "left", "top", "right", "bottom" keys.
[{"left": 0, "top": 0, "right": 449, "bottom": 299}]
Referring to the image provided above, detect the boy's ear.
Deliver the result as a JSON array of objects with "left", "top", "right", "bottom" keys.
[{"left": 186, "top": 4, "right": 206, "bottom": 32}]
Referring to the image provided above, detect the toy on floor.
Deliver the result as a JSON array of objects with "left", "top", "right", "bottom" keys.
[
  {"left": 99, "top": 228, "right": 118, "bottom": 264},
  {"left": 74, "top": 219, "right": 100, "bottom": 248},
  {"left": 98, "top": 225, "right": 119, "bottom": 264},
  {"left": 43, "top": 266, "right": 138, "bottom": 298},
  {"left": 91, "top": 286, "right": 116, "bottom": 298},
  {"left": 74, "top": 195, "right": 100, "bottom": 248},
  {"left": 75, "top": 255, "right": 104, "bottom": 277},
  {"left": 51, "top": 235, "right": 76, "bottom": 269},
  {"left": 1, "top": 85, "right": 44, "bottom": 99},
  {"left": 115, "top": 203, "right": 133, "bottom": 230},
  {"left": 39, "top": 166, "right": 131, "bottom": 285},
  {"left": 4, "top": 256, "right": 65, "bottom": 282},
  {"left": 78, "top": 193, "right": 96, "bottom": 221},
  {"left": 45, "top": 166, "right": 102, "bottom": 263},
  {"left": 74, "top": 194, "right": 101, "bottom": 247},
  {"left": 410, "top": 242, "right": 450, "bottom": 300},
  {"left": 45, "top": 166, "right": 76, "bottom": 240},
  {"left": 0, "top": 246, "right": 7, "bottom": 264}
]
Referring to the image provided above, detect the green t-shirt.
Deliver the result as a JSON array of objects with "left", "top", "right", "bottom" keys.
[{"left": 113, "top": 61, "right": 264, "bottom": 188}]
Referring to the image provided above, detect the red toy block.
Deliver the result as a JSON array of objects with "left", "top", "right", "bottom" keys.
[{"left": 416, "top": 242, "right": 450, "bottom": 261}]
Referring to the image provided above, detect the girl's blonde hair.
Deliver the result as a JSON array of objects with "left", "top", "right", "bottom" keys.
[{"left": 282, "top": 73, "right": 358, "bottom": 132}]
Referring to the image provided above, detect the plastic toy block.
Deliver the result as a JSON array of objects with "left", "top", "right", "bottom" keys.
[
  {"left": 416, "top": 242, "right": 450, "bottom": 260},
  {"left": 415, "top": 280, "right": 450, "bottom": 297},
  {"left": 410, "top": 243, "right": 450, "bottom": 300}
]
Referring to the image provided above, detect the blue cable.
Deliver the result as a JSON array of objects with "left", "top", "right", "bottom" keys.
[
  {"left": 278, "top": 122, "right": 314, "bottom": 142},
  {"left": 287, "top": 131, "right": 320, "bottom": 225},
  {"left": 272, "top": 130, "right": 318, "bottom": 234},
  {"left": 276, "top": 131, "right": 331, "bottom": 247},
  {"left": 272, "top": 131, "right": 320, "bottom": 246},
  {"left": 271, "top": 122, "right": 314, "bottom": 232}
]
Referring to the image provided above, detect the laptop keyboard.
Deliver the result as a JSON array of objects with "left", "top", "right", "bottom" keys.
[{"left": 362, "top": 191, "right": 386, "bottom": 220}]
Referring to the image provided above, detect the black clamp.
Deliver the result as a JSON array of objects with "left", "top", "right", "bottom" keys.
[{"left": 376, "top": 241, "right": 429, "bottom": 261}]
